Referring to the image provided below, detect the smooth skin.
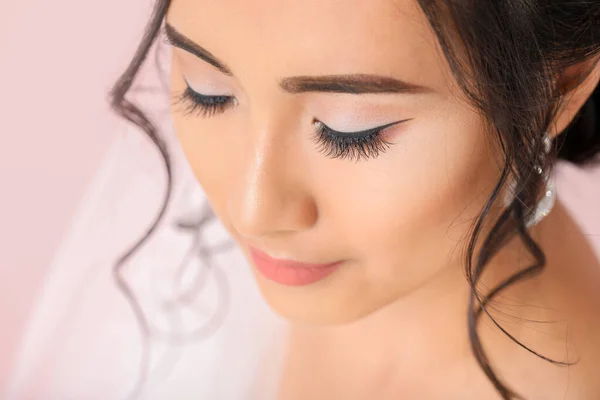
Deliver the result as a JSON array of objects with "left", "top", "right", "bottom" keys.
[{"left": 166, "top": 0, "right": 600, "bottom": 398}]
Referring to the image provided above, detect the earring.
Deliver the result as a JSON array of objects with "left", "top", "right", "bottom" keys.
[{"left": 503, "top": 132, "right": 556, "bottom": 228}]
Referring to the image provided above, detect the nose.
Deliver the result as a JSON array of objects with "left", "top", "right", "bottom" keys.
[{"left": 227, "top": 133, "right": 318, "bottom": 239}]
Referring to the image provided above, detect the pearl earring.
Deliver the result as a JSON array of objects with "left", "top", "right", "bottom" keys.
[{"left": 503, "top": 133, "right": 556, "bottom": 228}]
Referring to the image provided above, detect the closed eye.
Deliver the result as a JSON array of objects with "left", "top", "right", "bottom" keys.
[
  {"left": 172, "top": 82, "right": 236, "bottom": 118},
  {"left": 172, "top": 79, "right": 412, "bottom": 162},
  {"left": 312, "top": 118, "right": 411, "bottom": 162}
]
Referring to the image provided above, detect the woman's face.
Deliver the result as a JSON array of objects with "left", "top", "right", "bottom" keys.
[{"left": 166, "top": 0, "right": 502, "bottom": 324}]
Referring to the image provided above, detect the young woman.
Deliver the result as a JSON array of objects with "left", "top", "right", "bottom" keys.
[{"left": 9, "top": 0, "right": 600, "bottom": 399}]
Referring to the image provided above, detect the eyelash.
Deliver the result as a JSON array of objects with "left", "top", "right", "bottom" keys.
[
  {"left": 173, "top": 84, "right": 401, "bottom": 161},
  {"left": 172, "top": 85, "right": 236, "bottom": 117},
  {"left": 312, "top": 121, "right": 396, "bottom": 162}
]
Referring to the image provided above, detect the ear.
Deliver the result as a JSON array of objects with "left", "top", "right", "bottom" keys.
[{"left": 549, "top": 55, "right": 600, "bottom": 139}]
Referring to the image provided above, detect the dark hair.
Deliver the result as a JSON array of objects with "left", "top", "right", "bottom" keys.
[{"left": 110, "top": 1, "right": 600, "bottom": 398}]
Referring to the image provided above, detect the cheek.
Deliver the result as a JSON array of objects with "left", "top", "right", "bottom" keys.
[
  {"left": 314, "top": 110, "right": 497, "bottom": 272},
  {"left": 171, "top": 112, "right": 239, "bottom": 223}
]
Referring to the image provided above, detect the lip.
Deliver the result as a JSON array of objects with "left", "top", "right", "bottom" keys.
[{"left": 248, "top": 246, "right": 343, "bottom": 286}]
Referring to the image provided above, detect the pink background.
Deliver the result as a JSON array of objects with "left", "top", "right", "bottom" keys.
[{"left": 0, "top": 0, "right": 153, "bottom": 390}]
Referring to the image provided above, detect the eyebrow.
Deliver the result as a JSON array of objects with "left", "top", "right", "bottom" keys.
[
  {"left": 165, "top": 23, "right": 233, "bottom": 75},
  {"left": 165, "top": 23, "right": 430, "bottom": 95},
  {"left": 279, "top": 75, "right": 428, "bottom": 94}
]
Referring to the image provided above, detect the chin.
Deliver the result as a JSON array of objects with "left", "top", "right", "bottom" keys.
[
  {"left": 266, "top": 297, "right": 377, "bottom": 327},
  {"left": 250, "top": 269, "right": 386, "bottom": 327}
]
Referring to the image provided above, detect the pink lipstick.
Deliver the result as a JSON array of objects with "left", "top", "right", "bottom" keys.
[{"left": 249, "top": 247, "right": 343, "bottom": 286}]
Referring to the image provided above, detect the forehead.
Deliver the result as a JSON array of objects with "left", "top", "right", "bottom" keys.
[{"left": 167, "top": 0, "right": 451, "bottom": 91}]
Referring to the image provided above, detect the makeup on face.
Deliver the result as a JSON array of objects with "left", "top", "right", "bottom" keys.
[
  {"left": 249, "top": 246, "right": 344, "bottom": 286},
  {"left": 166, "top": 22, "right": 426, "bottom": 162}
]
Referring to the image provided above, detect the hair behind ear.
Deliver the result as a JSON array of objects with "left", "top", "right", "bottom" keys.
[{"left": 555, "top": 80, "right": 600, "bottom": 165}]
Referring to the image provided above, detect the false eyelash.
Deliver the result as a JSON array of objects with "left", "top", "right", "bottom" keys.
[
  {"left": 171, "top": 82, "right": 398, "bottom": 162},
  {"left": 171, "top": 85, "right": 235, "bottom": 118},
  {"left": 312, "top": 120, "right": 394, "bottom": 162}
]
